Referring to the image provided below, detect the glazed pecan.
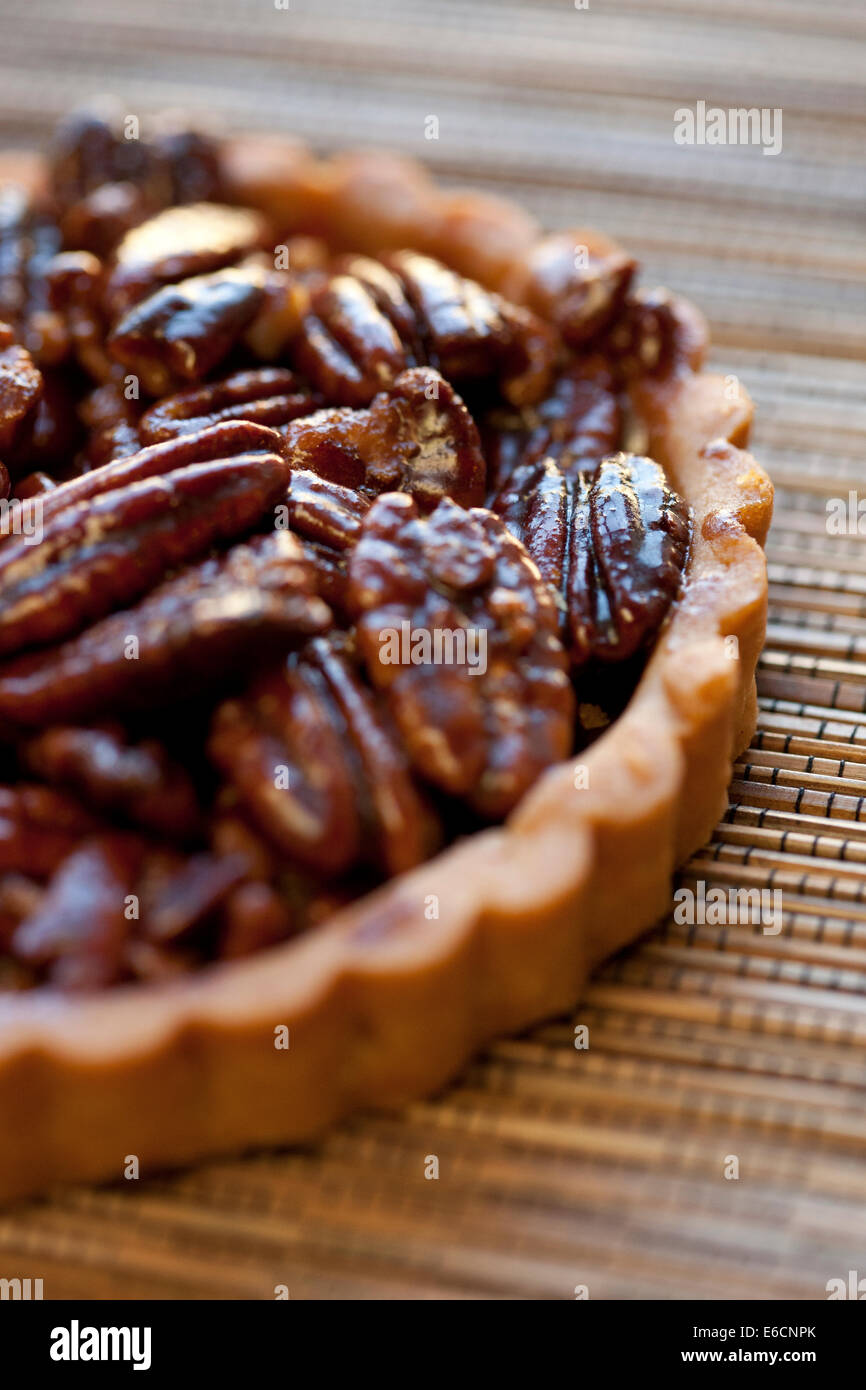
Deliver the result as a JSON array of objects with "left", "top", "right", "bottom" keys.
[
  {"left": 502, "top": 231, "right": 636, "bottom": 350},
  {"left": 139, "top": 849, "right": 247, "bottom": 945},
  {"left": 0, "top": 325, "right": 43, "bottom": 455},
  {"left": 356, "top": 366, "right": 485, "bottom": 508},
  {"left": 484, "top": 356, "right": 621, "bottom": 496},
  {"left": 150, "top": 126, "right": 223, "bottom": 208},
  {"left": 45, "top": 250, "right": 114, "bottom": 384},
  {"left": 5, "top": 828, "right": 263, "bottom": 987},
  {"left": 240, "top": 259, "right": 311, "bottom": 362},
  {"left": 0, "top": 784, "right": 103, "bottom": 878},
  {"left": 383, "top": 251, "right": 556, "bottom": 407},
  {"left": 77, "top": 380, "right": 142, "bottom": 468},
  {"left": 58, "top": 183, "right": 152, "bottom": 260},
  {"left": 138, "top": 366, "right": 321, "bottom": 444},
  {"left": 492, "top": 452, "right": 691, "bottom": 669},
  {"left": 283, "top": 408, "right": 366, "bottom": 488},
  {"left": 210, "top": 797, "right": 281, "bottom": 881},
  {"left": 605, "top": 287, "right": 706, "bottom": 380},
  {"left": 0, "top": 531, "right": 330, "bottom": 726},
  {"left": 32, "top": 419, "right": 285, "bottom": 529},
  {"left": 11, "top": 832, "right": 144, "bottom": 989},
  {"left": 50, "top": 110, "right": 160, "bottom": 217},
  {"left": 280, "top": 468, "right": 371, "bottom": 547},
  {"left": 277, "top": 468, "right": 371, "bottom": 613},
  {"left": 209, "top": 635, "right": 440, "bottom": 876},
  {"left": 21, "top": 724, "right": 201, "bottom": 839},
  {"left": 291, "top": 269, "right": 409, "bottom": 407},
  {"left": 0, "top": 448, "right": 291, "bottom": 655},
  {"left": 347, "top": 493, "right": 574, "bottom": 818},
  {"left": 12, "top": 369, "right": 84, "bottom": 478},
  {"left": 0, "top": 187, "right": 67, "bottom": 365},
  {"left": 211, "top": 808, "right": 353, "bottom": 956},
  {"left": 108, "top": 263, "right": 268, "bottom": 396},
  {"left": 331, "top": 253, "right": 421, "bottom": 353},
  {"left": 291, "top": 250, "right": 556, "bottom": 408},
  {"left": 50, "top": 110, "right": 225, "bottom": 258},
  {"left": 52, "top": 109, "right": 221, "bottom": 202},
  {"left": 283, "top": 367, "right": 486, "bottom": 508},
  {"left": 102, "top": 213, "right": 292, "bottom": 396},
  {"left": 103, "top": 202, "right": 267, "bottom": 316}
]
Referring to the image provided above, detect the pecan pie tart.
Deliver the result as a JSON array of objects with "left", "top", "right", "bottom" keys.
[{"left": 0, "top": 111, "right": 771, "bottom": 1200}]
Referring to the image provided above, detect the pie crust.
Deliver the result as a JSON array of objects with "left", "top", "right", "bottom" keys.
[{"left": 0, "top": 141, "right": 772, "bottom": 1202}]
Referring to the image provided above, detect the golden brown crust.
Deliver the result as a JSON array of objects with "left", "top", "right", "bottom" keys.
[{"left": 0, "top": 144, "right": 772, "bottom": 1202}]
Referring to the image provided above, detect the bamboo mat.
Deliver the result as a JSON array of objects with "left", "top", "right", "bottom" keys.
[{"left": 0, "top": 0, "right": 865, "bottom": 1300}]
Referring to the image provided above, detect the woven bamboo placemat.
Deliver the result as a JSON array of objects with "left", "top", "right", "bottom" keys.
[{"left": 0, "top": 0, "right": 864, "bottom": 1300}]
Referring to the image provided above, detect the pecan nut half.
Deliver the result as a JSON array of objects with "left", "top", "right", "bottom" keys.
[
  {"left": 12, "top": 369, "right": 84, "bottom": 479},
  {"left": 45, "top": 250, "right": 114, "bottom": 384},
  {"left": 11, "top": 832, "right": 144, "bottom": 989},
  {"left": 290, "top": 250, "right": 556, "bottom": 408},
  {"left": 149, "top": 126, "right": 224, "bottom": 208},
  {"left": 492, "top": 452, "right": 691, "bottom": 669},
  {"left": 0, "top": 784, "right": 103, "bottom": 878},
  {"left": 277, "top": 468, "right": 371, "bottom": 614},
  {"left": 483, "top": 356, "right": 621, "bottom": 496},
  {"left": 49, "top": 109, "right": 224, "bottom": 251},
  {"left": 139, "top": 850, "right": 247, "bottom": 945},
  {"left": 605, "top": 287, "right": 707, "bottom": 380},
  {"left": 139, "top": 367, "right": 321, "bottom": 444},
  {"left": 0, "top": 448, "right": 291, "bottom": 655},
  {"left": 209, "top": 634, "right": 439, "bottom": 876},
  {"left": 347, "top": 493, "right": 574, "bottom": 819},
  {"left": 382, "top": 251, "right": 556, "bottom": 406},
  {"left": 291, "top": 271, "right": 410, "bottom": 407},
  {"left": 0, "top": 326, "right": 43, "bottom": 455},
  {"left": 501, "top": 230, "right": 636, "bottom": 350},
  {"left": 7, "top": 832, "right": 245, "bottom": 988},
  {"left": 58, "top": 183, "right": 152, "bottom": 260},
  {"left": 77, "top": 381, "right": 142, "bottom": 468},
  {"left": 209, "top": 816, "right": 352, "bottom": 958},
  {"left": 0, "top": 531, "right": 330, "bottom": 726},
  {"left": 283, "top": 367, "right": 486, "bottom": 509},
  {"left": 0, "top": 188, "right": 67, "bottom": 365},
  {"left": 356, "top": 366, "right": 486, "bottom": 509},
  {"left": 20, "top": 723, "right": 201, "bottom": 839},
  {"left": 50, "top": 110, "right": 152, "bottom": 213},
  {"left": 108, "top": 263, "right": 268, "bottom": 395},
  {"left": 32, "top": 418, "right": 286, "bottom": 531},
  {"left": 104, "top": 202, "right": 268, "bottom": 318}
]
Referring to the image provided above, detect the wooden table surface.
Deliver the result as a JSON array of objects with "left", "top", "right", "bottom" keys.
[{"left": 0, "top": 0, "right": 865, "bottom": 1300}]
